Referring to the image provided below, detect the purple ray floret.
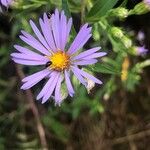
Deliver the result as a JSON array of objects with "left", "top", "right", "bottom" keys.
[
  {"left": 11, "top": 9, "right": 107, "bottom": 105},
  {"left": 0, "top": 0, "right": 12, "bottom": 7},
  {"left": 144, "top": 0, "right": 150, "bottom": 6}
]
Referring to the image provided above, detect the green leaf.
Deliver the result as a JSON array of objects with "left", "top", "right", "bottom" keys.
[
  {"left": 62, "top": 0, "right": 76, "bottom": 36},
  {"left": 91, "top": 63, "right": 121, "bottom": 75},
  {"left": 86, "top": 0, "right": 119, "bottom": 22},
  {"left": 120, "top": 0, "right": 128, "bottom": 7},
  {"left": 62, "top": 0, "right": 71, "bottom": 18},
  {"left": 43, "top": 116, "right": 69, "bottom": 142}
]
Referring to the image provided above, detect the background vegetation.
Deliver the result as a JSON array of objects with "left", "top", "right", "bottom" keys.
[{"left": 0, "top": 0, "right": 150, "bottom": 149}]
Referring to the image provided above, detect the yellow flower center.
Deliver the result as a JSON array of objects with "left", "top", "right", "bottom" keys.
[{"left": 48, "top": 51, "right": 70, "bottom": 71}]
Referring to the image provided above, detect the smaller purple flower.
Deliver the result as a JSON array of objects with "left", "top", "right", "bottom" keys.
[
  {"left": 136, "top": 46, "right": 148, "bottom": 55},
  {"left": 0, "top": 0, "right": 12, "bottom": 7}
]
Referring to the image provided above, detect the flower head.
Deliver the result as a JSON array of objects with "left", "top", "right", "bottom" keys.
[
  {"left": 11, "top": 9, "right": 106, "bottom": 105},
  {"left": 0, "top": 0, "right": 12, "bottom": 7}
]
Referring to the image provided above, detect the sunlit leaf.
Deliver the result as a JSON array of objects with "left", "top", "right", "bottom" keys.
[
  {"left": 86, "top": 0, "right": 119, "bottom": 22},
  {"left": 90, "top": 63, "right": 121, "bottom": 75}
]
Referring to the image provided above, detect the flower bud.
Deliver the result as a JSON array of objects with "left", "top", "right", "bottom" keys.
[
  {"left": 121, "top": 36, "right": 132, "bottom": 49},
  {"left": 82, "top": 68, "right": 96, "bottom": 93},
  {"left": 111, "top": 7, "right": 128, "bottom": 19},
  {"left": 129, "top": 1, "right": 150, "bottom": 15},
  {"left": 110, "top": 27, "right": 124, "bottom": 39}
]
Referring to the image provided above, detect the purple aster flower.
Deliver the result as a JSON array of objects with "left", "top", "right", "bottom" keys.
[
  {"left": 136, "top": 46, "right": 148, "bottom": 55},
  {"left": 0, "top": 0, "right": 12, "bottom": 7},
  {"left": 11, "top": 9, "right": 106, "bottom": 105}
]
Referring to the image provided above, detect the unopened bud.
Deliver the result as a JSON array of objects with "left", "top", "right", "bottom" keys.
[
  {"left": 87, "top": 79, "right": 95, "bottom": 94},
  {"left": 111, "top": 7, "right": 128, "bottom": 19},
  {"left": 129, "top": 1, "right": 150, "bottom": 15},
  {"left": 103, "top": 93, "right": 110, "bottom": 101},
  {"left": 121, "top": 36, "right": 132, "bottom": 49},
  {"left": 129, "top": 46, "right": 137, "bottom": 55},
  {"left": 82, "top": 68, "right": 96, "bottom": 93},
  {"left": 110, "top": 27, "right": 124, "bottom": 39}
]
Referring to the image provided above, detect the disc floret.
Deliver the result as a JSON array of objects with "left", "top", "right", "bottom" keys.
[{"left": 48, "top": 51, "right": 70, "bottom": 71}]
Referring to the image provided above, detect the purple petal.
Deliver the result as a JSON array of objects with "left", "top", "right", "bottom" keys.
[
  {"left": 55, "top": 76, "right": 63, "bottom": 105},
  {"left": 12, "top": 58, "right": 46, "bottom": 66},
  {"left": 41, "top": 73, "right": 60, "bottom": 103},
  {"left": 55, "top": 9, "right": 61, "bottom": 48},
  {"left": 72, "top": 66, "right": 102, "bottom": 84},
  {"left": 60, "top": 11, "right": 67, "bottom": 50},
  {"left": 29, "top": 20, "right": 51, "bottom": 51},
  {"left": 71, "top": 67, "right": 87, "bottom": 86},
  {"left": 21, "top": 69, "right": 50, "bottom": 90},
  {"left": 7, "top": 0, "right": 12, "bottom": 3},
  {"left": 14, "top": 45, "right": 45, "bottom": 57},
  {"left": 67, "top": 24, "right": 92, "bottom": 55},
  {"left": 64, "top": 70, "right": 74, "bottom": 97},
  {"left": 144, "top": 0, "right": 150, "bottom": 6},
  {"left": 39, "top": 19, "right": 54, "bottom": 53},
  {"left": 137, "top": 46, "right": 148, "bottom": 55},
  {"left": 21, "top": 31, "right": 50, "bottom": 55},
  {"left": 36, "top": 71, "right": 59, "bottom": 103},
  {"left": 37, "top": 72, "right": 56, "bottom": 100},
  {"left": 51, "top": 10, "right": 61, "bottom": 49},
  {"left": 67, "top": 18, "right": 72, "bottom": 41},
  {"left": 43, "top": 13, "right": 57, "bottom": 52},
  {"left": 1, "top": 0, "right": 12, "bottom": 7},
  {"left": 60, "top": 11, "right": 72, "bottom": 50},
  {"left": 11, "top": 53, "right": 48, "bottom": 62},
  {"left": 73, "top": 59, "right": 97, "bottom": 66},
  {"left": 72, "top": 47, "right": 101, "bottom": 60},
  {"left": 69, "top": 33, "right": 92, "bottom": 55},
  {"left": 22, "top": 69, "right": 50, "bottom": 82},
  {"left": 19, "top": 35, "right": 49, "bottom": 55},
  {"left": 83, "top": 52, "right": 107, "bottom": 60},
  {"left": 1, "top": 0, "right": 8, "bottom": 6}
]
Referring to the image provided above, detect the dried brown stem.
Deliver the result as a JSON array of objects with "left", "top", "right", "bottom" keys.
[
  {"left": 112, "top": 128, "right": 150, "bottom": 145},
  {"left": 16, "top": 65, "right": 48, "bottom": 150}
]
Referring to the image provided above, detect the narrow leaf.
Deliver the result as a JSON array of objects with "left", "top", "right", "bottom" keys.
[
  {"left": 91, "top": 63, "right": 120, "bottom": 75},
  {"left": 62, "top": 0, "right": 71, "bottom": 18},
  {"left": 86, "top": 0, "right": 119, "bottom": 22}
]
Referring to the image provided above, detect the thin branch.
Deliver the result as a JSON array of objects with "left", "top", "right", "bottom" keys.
[
  {"left": 16, "top": 65, "right": 48, "bottom": 150},
  {"left": 111, "top": 128, "right": 150, "bottom": 145}
]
